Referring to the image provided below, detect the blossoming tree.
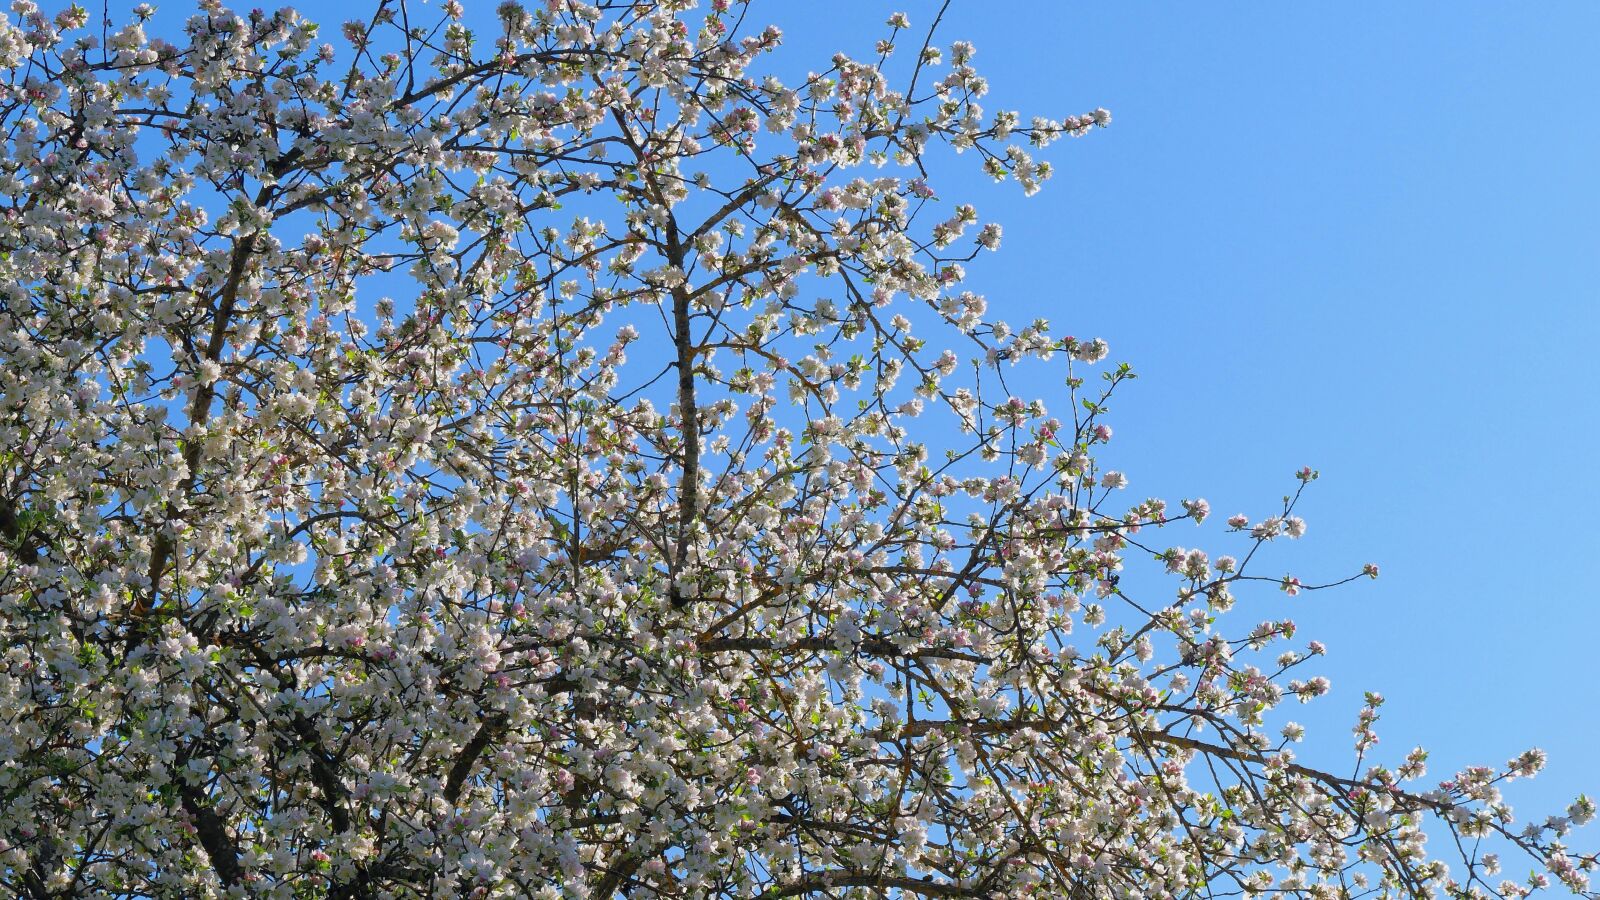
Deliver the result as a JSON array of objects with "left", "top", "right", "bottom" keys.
[{"left": 0, "top": 0, "right": 1591, "bottom": 897}]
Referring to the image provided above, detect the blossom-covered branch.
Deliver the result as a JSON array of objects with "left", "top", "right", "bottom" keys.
[{"left": 0, "top": 1, "right": 1590, "bottom": 898}]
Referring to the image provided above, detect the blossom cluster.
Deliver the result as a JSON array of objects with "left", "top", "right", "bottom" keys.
[{"left": 0, "top": 1, "right": 1589, "bottom": 898}]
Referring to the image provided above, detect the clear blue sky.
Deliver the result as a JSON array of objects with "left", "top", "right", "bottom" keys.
[
  {"left": 424, "top": 0, "right": 1600, "bottom": 840},
  {"left": 119, "top": 0, "right": 1599, "bottom": 856},
  {"left": 770, "top": 1, "right": 1600, "bottom": 822}
]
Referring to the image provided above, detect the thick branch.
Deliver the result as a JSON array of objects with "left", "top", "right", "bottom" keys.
[
  {"left": 136, "top": 228, "right": 260, "bottom": 625},
  {"left": 665, "top": 227, "right": 698, "bottom": 607},
  {"left": 443, "top": 715, "right": 508, "bottom": 804},
  {"left": 761, "top": 870, "right": 974, "bottom": 898},
  {"left": 176, "top": 782, "right": 243, "bottom": 887}
]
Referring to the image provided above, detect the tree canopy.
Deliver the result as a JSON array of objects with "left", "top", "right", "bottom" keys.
[{"left": 0, "top": 0, "right": 1591, "bottom": 897}]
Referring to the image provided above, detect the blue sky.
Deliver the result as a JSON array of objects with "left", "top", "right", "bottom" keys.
[
  {"left": 104, "top": 0, "right": 1597, "bottom": 866},
  {"left": 325, "top": 0, "right": 1597, "bottom": 844},
  {"left": 767, "top": 0, "right": 1600, "bottom": 824}
]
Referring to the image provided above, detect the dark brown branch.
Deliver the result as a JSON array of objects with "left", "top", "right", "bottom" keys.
[
  {"left": 665, "top": 221, "right": 698, "bottom": 607},
  {"left": 135, "top": 226, "right": 261, "bottom": 629},
  {"left": 443, "top": 715, "right": 508, "bottom": 804},
  {"left": 760, "top": 870, "right": 974, "bottom": 898},
  {"left": 176, "top": 782, "right": 243, "bottom": 887}
]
